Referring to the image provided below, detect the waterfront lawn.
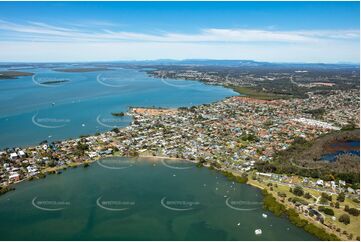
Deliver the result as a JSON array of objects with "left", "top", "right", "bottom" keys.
[
  {"left": 228, "top": 85, "right": 292, "bottom": 100},
  {"left": 248, "top": 177, "right": 360, "bottom": 240}
]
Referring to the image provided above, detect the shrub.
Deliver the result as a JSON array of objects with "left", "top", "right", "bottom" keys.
[
  {"left": 319, "top": 197, "right": 329, "bottom": 205},
  {"left": 303, "top": 192, "right": 312, "bottom": 199},
  {"left": 293, "top": 186, "right": 304, "bottom": 196},
  {"left": 222, "top": 171, "right": 248, "bottom": 184},
  {"left": 337, "top": 192, "right": 345, "bottom": 202},
  {"left": 318, "top": 206, "right": 334, "bottom": 216},
  {"left": 262, "top": 190, "right": 339, "bottom": 240},
  {"left": 321, "top": 192, "right": 332, "bottom": 201},
  {"left": 303, "top": 222, "right": 339, "bottom": 240},
  {"left": 291, "top": 197, "right": 309, "bottom": 206},
  {"left": 345, "top": 207, "right": 360, "bottom": 216},
  {"left": 338, "top": 214, "right": 350, "bottom": 225},
  {"left": 277, "top": 192, "right": 287, "bottom": 198}
]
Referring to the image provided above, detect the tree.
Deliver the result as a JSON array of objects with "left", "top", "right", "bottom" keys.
[
  {"left": 293, "top": 186, "right": 304, "bottom": 196},
  {"left": 319, "top": 197, "right": 329, "bottom": 205},
  {"left": 318, "top": 206, "right": 334, "bottom": 216},
  {"left": 321, "top": 192, "right": 332, "bottom": 201},
  {"left": 303, "top": 192, "right": 312, "bottom": 199},
  {"left": 277, "top": 192, "right": 287, "bottom": 198},
  {"left": 337, "top": 192, "right": 345, "bottom": 202},
  {"left": 335, "top": 202, "right": 340, "bottom": 209},
  {"left": 346, "top": 207, "right": 360, "bottom": 217},
  {"left": 338, "top": 214, "right": 350, "bottom": 225}
]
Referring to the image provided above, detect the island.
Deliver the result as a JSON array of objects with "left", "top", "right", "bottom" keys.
[
  {"left": 111, "top": 112, "right": 125, "bottom": 117},
  {"left": 40, "top": 80, "right": 70, "bottom": 85},
  {"left": 0, "top": 71, "right": 33, "bottom": 79}
]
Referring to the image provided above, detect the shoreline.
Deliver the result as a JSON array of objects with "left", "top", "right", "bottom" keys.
[
  {"left": 0, "top": 151, "right": 347, "bottom": 240},
  {"left": 0, "top": 75, "right": 358, "bottom": 240}
]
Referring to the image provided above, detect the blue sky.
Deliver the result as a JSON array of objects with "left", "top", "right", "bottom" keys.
[{"left": 0, "top": 1, "right": 359, "bottom": 63}]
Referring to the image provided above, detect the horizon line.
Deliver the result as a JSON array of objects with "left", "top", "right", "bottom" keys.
[{"left": 0, "top": 59, "right": 359, "bottom": 65}]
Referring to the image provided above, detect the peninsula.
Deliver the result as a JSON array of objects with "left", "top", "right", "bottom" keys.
[{"left": 0, "top": 86, "right": 359, "bottom": 240}]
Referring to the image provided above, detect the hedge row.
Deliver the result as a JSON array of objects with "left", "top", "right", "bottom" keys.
[{"left": 262, "top": 189, "right": 339, "bottom": 241}]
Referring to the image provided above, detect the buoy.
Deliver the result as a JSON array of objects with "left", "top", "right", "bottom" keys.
[
  {"left": 262, "top": 213, "right": 268, "bottom": 218},
  {"left": 255, "top": 229, "right": 262, "bottom": 235}
]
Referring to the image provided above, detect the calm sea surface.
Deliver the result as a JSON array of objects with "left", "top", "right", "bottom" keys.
[
  {"left": 0, "top": 67, "right": 236, "bottom": 149},
  {"left": 0, "top": 158, "right": 317, "bottom": 240}
]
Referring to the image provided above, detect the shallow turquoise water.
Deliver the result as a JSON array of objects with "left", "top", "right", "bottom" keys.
[
  {"left": 0, "top": 158, "right": 317, "bottom": 240},
  {"left": 0, "top": 67, "right": 236, "bottom": 148}
]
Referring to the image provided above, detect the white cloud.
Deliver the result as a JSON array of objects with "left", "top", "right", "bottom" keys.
[
  {"left": 0, "top": 19, "right": 358, "bottom": 43},
  {"left": 0, "top": 20, "right": 358, "bottom": 62}
]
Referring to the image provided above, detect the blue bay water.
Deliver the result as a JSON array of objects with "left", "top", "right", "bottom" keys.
[
  {"left": 0, "top": 158, "right": 317, "bottom": 240},
  {"left": 0, "top": 67, "right": 236, "bottom": 149}
]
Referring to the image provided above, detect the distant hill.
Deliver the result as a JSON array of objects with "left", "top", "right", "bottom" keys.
[{"left": 107, "top": 59, "right": 360, "bottom": 70}]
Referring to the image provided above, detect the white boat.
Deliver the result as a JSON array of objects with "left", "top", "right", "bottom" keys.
[
  {"left": 255, "top": 229, "right": 262, "bottom": 235},
  {"left": 262, "top": 213, "right": 268, "bottom": 218}
]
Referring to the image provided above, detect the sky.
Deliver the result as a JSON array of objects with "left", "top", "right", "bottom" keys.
[{"left": 0, "top": 1, "right": 359, "bottom": 63}]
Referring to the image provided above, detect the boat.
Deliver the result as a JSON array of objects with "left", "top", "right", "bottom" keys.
[
  {"left": 255, "top": 229, "right": 262, "bottom": 235},
  {"left": 262, "top": 213, "right": 268, "bottom": 218}
]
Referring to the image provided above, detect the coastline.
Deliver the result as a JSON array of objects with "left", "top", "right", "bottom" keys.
[
  {"left": 0, "top": 77, "right": 358, "bottom": 240},
  {"left": 0, "top": 151, "right": 346, "bottom": 240}
]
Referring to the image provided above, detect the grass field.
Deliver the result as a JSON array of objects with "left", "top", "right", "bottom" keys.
[
  {"left": 227, "top": 85, "right": 293, "bottom": 100},
  {"left": 248, "top": 177, "right": 360, "bottom": 240}
]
